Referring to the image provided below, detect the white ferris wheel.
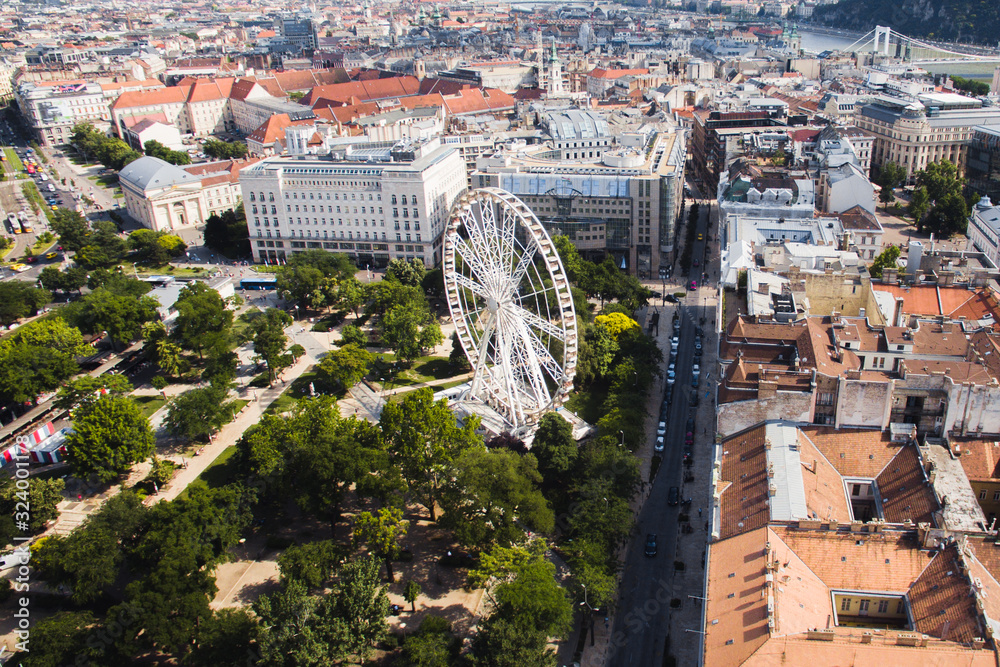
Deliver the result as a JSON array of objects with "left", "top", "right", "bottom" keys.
[{"left": 443, "top": 188, "right": 578, "bottom": 435}]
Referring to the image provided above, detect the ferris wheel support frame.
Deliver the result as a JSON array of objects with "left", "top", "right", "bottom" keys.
[{"left": 442, "top": 188, "right": 578, "bottom": 436}]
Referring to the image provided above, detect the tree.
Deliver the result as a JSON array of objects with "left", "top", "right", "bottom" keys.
[
  {"left": 0, "top": 319, "right": 90, "bottom": 404},
  {"left": 876, "top": 161, "right": 906, "bottom": 211},
  {"left": 38, "top": 266, "right": 66, "bottom": 297},
  {"left": 378, "top": 389, "right": 482, "bottom": 520},
  {"left": 155, "top": 338, "right": 186, "bottom": 377},
  {"left": 11, "top": 610, "right": 104, "bottom": 667},
  {"left": 255, "top": 558, "right": 389, "bottom": 666},
  {"left": 188, "top": 608, "right": 260, "bottom": 667},
  {"left": 921, "top": 190, "right": 969, "bottom": 237},
  {"left": 908, "top": 185, "right": 931, "bottom": 224},
  {"left": 173, "top": 281, "right": 232, "bottom": 358},
  {"left": 339, "top": 324, "right": 367, "bottom": 347},
  {"left": 0, "top": 281, "right": 50, "bottom": 325},
  {"left": 917, "top": 160, "right": 961, "bottom": 201},
  {"left": 277, "top": 263, "right": 326, "bottom": 307},
  {"left": 449, "top": 330, "right": 470, "bottom": 370},
  {"left": 68, "top": 284, "right": 158, "bottom": 349},
  {"left": 404, "top": 579, "right": 422, "bottom": 613},
  {"left": 203, "top": 139, "right": 249, "bottom": 160},
  {"left": 203, "top": 205, "right": 249, "bottom": 258},
  {"left": 440, "top": 448, "right": 553, "bottom": 549},
  {"left": 385, "top": 257, "right": 426, "bottom": 286},
  {"left": 0, "top": 476, "right": 63, "bottom": 542},
  {"left": 868, "top": 245, "right": 902, "bottom": 280},
  {"left": 128, "top": 228, "right": 187, "bottom": 265},
  {"left": 163, "top": 382, "right": 233, "bottom": 442},
  {"left": 470, "top": 615, "right": 554, "bottom": 667},
  {"left": 277, "top": 539, "right": 345, "bottom": 591},
  {"left": 32, "top": 490, "right": 149, "bottom": 604},
  {"left": 493, "top": 559, "right": 572, "bottom": 638},
  {"left": 143, "top": 139, "right": 191, "bottom": 166},
  {"left": 353, "top": 507, "right": 409, "bottom": 582},
  {"left": 66, "top": 396, "right": 155, "bottom": 483},
  {"left": 54, "top": 374, "right": 133, "bottom": 411},
  {"left": 50, "top": 208, "right": 90, "bottom": 251},
  {"left": 248, "top": 308, "right": 292, "bottom": 383},
  {"left": 594, "top": 312, "right": 638, "bottom": 338},
  {"left": 316, "top": 343, "right": 373, "bottom": 390},
  {"left": 380, "top": 300, "right": 443, "bottom": 362},
  {"left": 334, "top": 277, "right": 365, "bottom": 317},
  {"left": 531, "top": 412, "right": 577, "bottom": 482}
]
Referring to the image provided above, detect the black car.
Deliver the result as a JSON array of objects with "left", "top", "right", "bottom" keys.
[
  {"left": 665, "top": 293, "right": 679, "bottom": 303},
  {"left": 690, "top": 392, "right": 700, "bottom": 407},
  {"left": 667, "top": 486, "right": 679, "bottom": 506},
  {"left": 644, "top": 533, "right": 658, "bottom": 557},
  {"left": 686, "top": 417, "right": 695, "bottom": 432},
  {"left": 665, "top": 385, "right": 673, "bottom": 404}
]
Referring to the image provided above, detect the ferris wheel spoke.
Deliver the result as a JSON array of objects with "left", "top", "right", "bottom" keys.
[
  {"left": 491, "top": 314, "right": 525, "bottom": 425},
  {"left": 508, "top": 303, "right": 565, "bottom": 341},
  {"left": 453, "top": 239, "right": 501, "bottom": 296},
  {"left": 519, "top": 324, "right": 563, "bottom": 382},
  {"left": 452, "top": 269, "right": 492, "bottom": 303},
  {"left": 508, "top": 239, "right": 538, "bottom": 290}
]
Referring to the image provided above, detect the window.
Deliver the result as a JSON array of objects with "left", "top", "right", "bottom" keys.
[
  {"left": 858, "top": 600, "right": 869, "bottom": 613},
  {"left": 981, "top": 489, "right": 989, "bottom": 500},
  {"left": 878, "top": 600, "right": 889, "bottom": 614},
  {"left": 896, "top": 600, "right": 905, "bottom": 614},
  {"left": 841, "top": 598, "right": 851, "bottom": 612},
  {"left": 994, "top": 491, "right": 1000, "bottom": 502}
]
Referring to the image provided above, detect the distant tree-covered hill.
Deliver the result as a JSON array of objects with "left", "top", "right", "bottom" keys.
[{"left": 812, "top": 0, "right": 1000, "bottom": 45}]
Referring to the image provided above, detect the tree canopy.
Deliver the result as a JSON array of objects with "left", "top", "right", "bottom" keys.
[
  {"left": 0, "top": 280, "right": 50, "bottom": 326},
  {"left": 913, "top": 160, "right": 969, "bottom": 237},
  {"left": 143, "top": 139, "right": 191, "bottom": 166},
  {"left": 65, "top": 396, "right": 155, "bottom": 483},
  {"left": 0, "top": 318, "right": 90, "bottom": 404}
]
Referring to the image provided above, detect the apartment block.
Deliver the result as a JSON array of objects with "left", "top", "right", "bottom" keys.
[{"left": 238, "top": 137, "right": 467, "bottom": 267}]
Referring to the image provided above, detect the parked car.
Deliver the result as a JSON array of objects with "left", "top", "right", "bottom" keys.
[
  {"left": 690, "top": 392, "right": 700, "bottom": 407},
  {"left": 655, "top": 436, "right": 664, "bottom": 453},
  {"left": 686, "top": 417, "right": 695, "bottom": 432},
  {"left": 657, "top": 421, "right": 666, "bottom": 437},
  {"left": 667, "top": 487, "right": 680, "bottom": 506},
  {"left": 665, "top": 293, "right": 679, "bottom": 303},
  {"left": 644, "top": 534, "right": 658, "bottom": 557}
]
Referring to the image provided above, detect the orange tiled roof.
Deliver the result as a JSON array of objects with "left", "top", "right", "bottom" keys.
[
  {"left": 588, "top": 67, "right": 649, "bottom": 79},
  {"left": 872, "top": 284, "right": 942, "bottom": 317},
  {"left": 301, "top": 76, "right": 421, "bottom": 106},
  {"left": 799, "top": 426, "right": 901, "bottom": 479},
  {"left": 875, "top": 444, "right": 938, "bottom": 524},
  {"left": 718, "top": 425, "right": 771, "bottom": 540},
  {"left": 112, "top": 85, "right": 191, "bottom": 110}
]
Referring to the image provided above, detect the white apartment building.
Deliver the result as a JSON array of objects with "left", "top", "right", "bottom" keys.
[
  {"left": 239, "top": 137, "right": 467, "bottom": 266},
  {"left": 16, "top": 80, "right": 111, "bottom": 145},
  {"left": 968, "top": 196, "right": 1000, "bottom": 268}
]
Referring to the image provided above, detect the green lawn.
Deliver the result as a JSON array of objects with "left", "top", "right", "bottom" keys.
[
  {"left": 88, "top": 173, "right": 119, "bottom": 188},
  {"left": 121, "top": 262, "right": 213, "bottom": 278},
  {"left": 401, "top": 357, "right": 465, "bottom": 383},
  {"left": 231, "top": 307, "right": 261, "bottom": 341},
  {"left": 264, "top": 370, "right": 344, "bottom": 415},
  {"left": 3, "top": 148, "right": 23, "bottom": 172},
  {"left": 178, "top": 446, "right": 239, "bottom": 499},
  {"left": 134, "top": 395, "right": 167, "bottom": 419}
]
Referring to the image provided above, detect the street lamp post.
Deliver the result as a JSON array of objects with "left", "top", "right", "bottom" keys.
[
  {"left": 580, "top": 585, "right": 596, "bottom": 647},
  {"left": 618, "top": 430, "right": 625, "bottom": 447}
]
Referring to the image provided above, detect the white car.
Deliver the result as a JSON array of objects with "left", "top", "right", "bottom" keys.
[
  {"left": 657, "top": 421, "right": 666, "bottom": 436},
  {"left": 655, "top": 436, "right": 664, "bottom": 453},
  {"left": 692, "top": 364, "right": 701, "bottom": 376}
]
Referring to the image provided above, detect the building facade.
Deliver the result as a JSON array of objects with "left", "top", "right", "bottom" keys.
[
  {"left": 855, "top": 93, "right": 1000, "bottom": 180},
  {"left": 968, "top": 196, "right": 1000, "bottom": 268},
  {"left": 473, "top": 127, "right": 686, "bottom": 277},
  {"left": 965, "top": 125, "right": 1000, "bottom": 205},
  {"left": 16, "top": 80, "right": 110, "bottom": 145},
  {"left": 120, "top": 156, "right": 257, "bottom": 232},
  {"left": 238, "top": 137, "right": 467, "bottom": 266}
]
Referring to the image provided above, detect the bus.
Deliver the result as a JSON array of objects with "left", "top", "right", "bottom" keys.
[{"left": 240, "top": 276, "right": 278, "bottom": 290}]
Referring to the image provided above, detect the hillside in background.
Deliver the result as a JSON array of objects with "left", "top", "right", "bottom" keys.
[{"left": 812, "top": 0, "right": 1000, "bottom": 45}]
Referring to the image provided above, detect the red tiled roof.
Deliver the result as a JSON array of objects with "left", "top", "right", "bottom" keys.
[
  {"left": 588, "top": 67, "right": 649, "bottom": 79},
  {"left": 874, "top": 444, "right": 938, "bottom": 524},
  {"left": 301, "top": 76, "right": 421, "bottom": 106},
  {"left": 113, "top": 85, "right": 191, "bottom": 110},
  {"left": 718, "top": 425, "right": 770, "bottom": 540}
]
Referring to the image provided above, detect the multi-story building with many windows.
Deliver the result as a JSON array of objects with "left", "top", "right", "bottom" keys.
[
  {"left": 855, "top": 92, "right": 1000, "bottom": 180},
  {"left": 238, "top": 137, "right": 467, "bottom": 266},
  {"left": 472, "top": 123, "right": 686, "bottom": 277}
]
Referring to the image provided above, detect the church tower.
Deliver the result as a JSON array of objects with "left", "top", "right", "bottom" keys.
[{"left": 547, "top": 39, "right": 563, "bottom": 95}]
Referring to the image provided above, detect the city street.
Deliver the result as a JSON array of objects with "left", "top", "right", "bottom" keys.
[{"left": 602, "top": 194, "right": 714, "bottom": 667}]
